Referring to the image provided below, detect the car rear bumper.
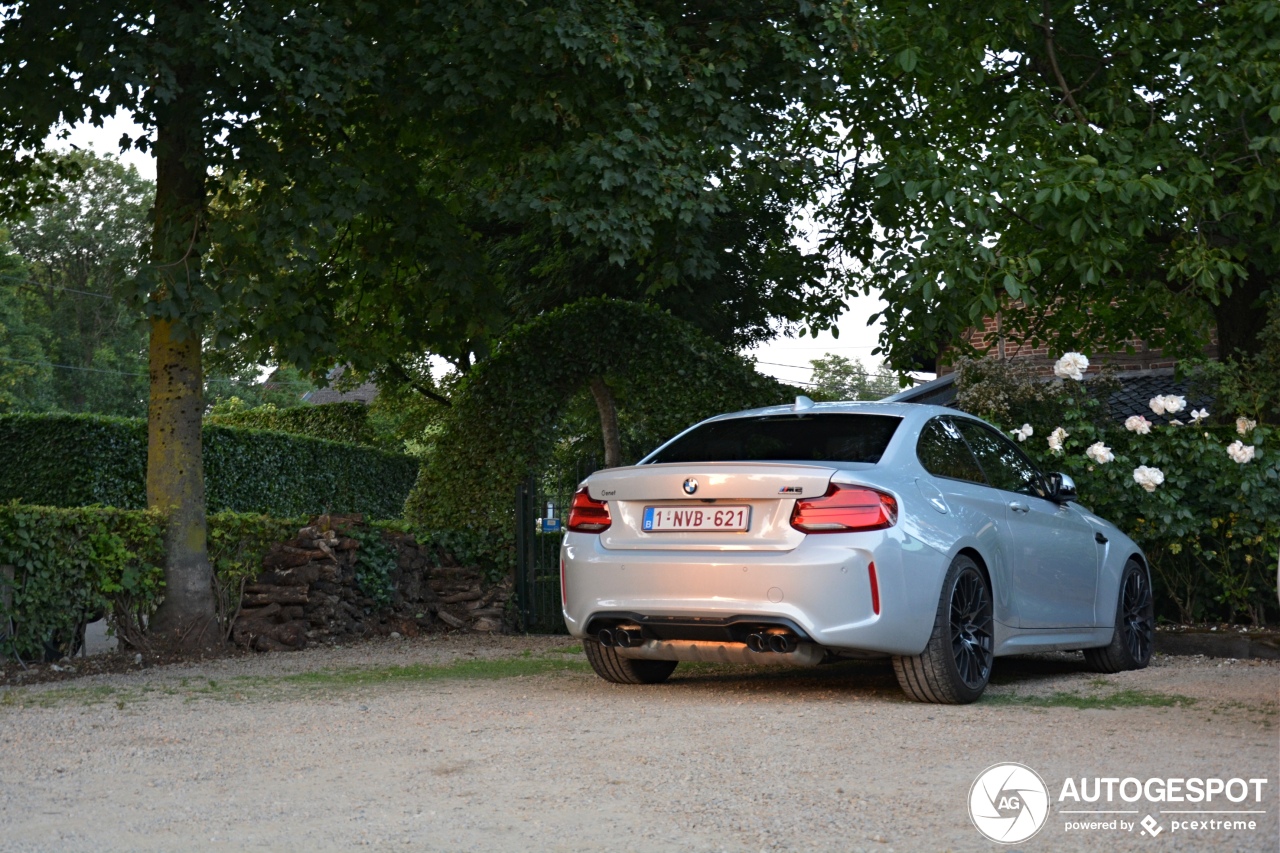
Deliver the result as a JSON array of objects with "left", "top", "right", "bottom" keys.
[{"left": 560, "top": 529, "right": 945, "bottom": 657}]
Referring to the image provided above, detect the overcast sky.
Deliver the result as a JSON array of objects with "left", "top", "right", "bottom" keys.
[{"left": 52, "top": 111, "right": 899, "bottom": 388}]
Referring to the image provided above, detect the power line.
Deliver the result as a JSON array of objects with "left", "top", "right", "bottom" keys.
[
  {"left": 0, "top": 355, "right": 314, "bottom": 386},
  {"left": 0, "top": 272, "right": 119, "bottom": 301},
  {"left": 753, "top": 360, "right": 816, "bottom": 370}
]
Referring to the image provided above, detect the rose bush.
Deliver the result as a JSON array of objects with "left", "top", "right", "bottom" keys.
[{"left": 954, "top": 354, "right": 1278, "bottom": 625}]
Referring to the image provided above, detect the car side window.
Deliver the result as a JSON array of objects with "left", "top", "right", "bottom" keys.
[
  {"left": 916, "top": 417, "right": 987, "bottom": 484},
  {"left": 954, "top": 420, "right": 1046, "bottom": 498}
]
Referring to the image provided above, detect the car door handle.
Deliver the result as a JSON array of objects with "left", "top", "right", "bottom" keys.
[
  {"left": 1095, "top": 531, "right": 1108, "bottom": 544},
  {"left": 1009, "top": 501, "right": 1030, "bottom": 513}
]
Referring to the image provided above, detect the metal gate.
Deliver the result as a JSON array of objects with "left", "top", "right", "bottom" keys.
[{"left": 514, "top": 459, "right": 597, "bottom": 633}]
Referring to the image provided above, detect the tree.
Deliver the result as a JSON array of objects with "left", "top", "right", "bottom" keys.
[
  {"left": 0, "top": 237, "right": 52, "bottom": 411},
  {"left": 825, "top": 0, "right": 1280, "bottom": 370},
  {"left": 808, "top": 354, "right": 901, "bottom": 401},
  {"left": 1, "top": 1, "right": 383, "bottom": 650},
  {"left": 3, "top": 150, "right": 151, "bottom": 416},
  {"left": 211, "top": 2, "right": 859, "bottom": 377},
  {"left": 1, "top": 2, "right": 859, "bottom": 648}
]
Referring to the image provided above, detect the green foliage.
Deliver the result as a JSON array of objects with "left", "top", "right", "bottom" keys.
[
  {"left": 0, "top": 236, "right": 53, "bottom": 411},
  {"left": 0, "top": 413, "right": 419, "bottom": 518},
  {"left": 348, "top": 527, "right": 397, "bottom": 609},
  {"left": 405, "top": 298, "right": 793, "bottom": 567},
  {"left": 829, "top": 0, "right": 1280, "bottom": 367},
  {"left": 206, "top": 401, "right": 379, "bottom": 447},
  {"left": 203, "top": 365, "right": 317, "bottom": 414},
  {"left": 0, "top": 505, "right": 309, "bottom": 659},
  {"left": 205, "top": 2, "right": 859, "bottom": 378},
  {"left": 955, "top": 357, "right": 1279, "bottom": 624},
  {"left": 206, "top": 511, "right": 304, "bottom": 629},
  {"left": 0, "top": 150, "right": 152, "bottom": 417},
  {"left": 808, "top": 354, "right": 903, "bottom": 401},
  {"left": 0, "top": 503, "right": 164, "bottom": 660}
]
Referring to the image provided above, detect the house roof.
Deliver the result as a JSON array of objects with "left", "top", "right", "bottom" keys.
[
  {"left": 300, "top": 365, "right": 378, "bottom": 406},
  {"left": 881, "top": 367, "right": 1211, "bottom": 424}
]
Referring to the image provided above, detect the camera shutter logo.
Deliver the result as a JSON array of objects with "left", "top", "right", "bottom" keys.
[{"left": 969, "top": 763, "right": 1050, "bottom": 844}]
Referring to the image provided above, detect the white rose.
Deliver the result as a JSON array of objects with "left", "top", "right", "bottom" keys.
[
  {"left": 1190, "top": 408, "right": 1209, "bottom": 423},
  {"left": 1162, "top": 395, "right": 1186, "bottom": 414},
  {"left": 1085, "top": 442, "right": 1114, "bottom": 464},
  {"left": 1047, "top": 426, "right": 1068, "bottom": 454},
  {"left": 1148, "top": 396, "right": 1167, "bottom": 416},
  {"left": 1237, "top": 417, "right": 1257, "bottom": 436},
  {"left": 1011, "top": 424, "right": 1033, "bottom": 442},
  {"left": 1124, "top": 415, "right": 1152, "bottom": 435},
  {"left": 1227, "top": 441, "right": 1256, "bottom": 464},
  {"left": 1132, "top": 465, "right": 1165, "bottom": 492},
  {"left": 1053, "top": 352, "right": 1089, "bottom": 381}
]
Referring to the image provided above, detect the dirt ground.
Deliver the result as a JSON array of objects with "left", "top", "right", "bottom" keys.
[{"left": 0, "top": 635, "right": 1276, "bottom": 852}]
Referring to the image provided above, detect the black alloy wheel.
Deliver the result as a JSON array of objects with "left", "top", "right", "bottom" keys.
[
  {"left": 1120, "top": 566, "right": 1154, "bottom": 663},
  {"left": 951, "top": 566, "right": 994, "bottom": 690},
  {"left": 1084, "top": 559, "right": 1155, "bottom": 673},
  {"left": 893, "top": 554, "right": 994, "bottom": 704}
]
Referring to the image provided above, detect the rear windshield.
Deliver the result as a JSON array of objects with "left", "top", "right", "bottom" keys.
[{"left": 645, "top": 414, "right": 901, "bottom": 465}]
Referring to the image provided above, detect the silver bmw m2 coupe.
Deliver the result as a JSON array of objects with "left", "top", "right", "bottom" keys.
[{"left": 561, "top": 399, "right": 1154, "bottom": 704}]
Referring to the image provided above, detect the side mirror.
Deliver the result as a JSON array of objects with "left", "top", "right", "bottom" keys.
[{"left": 1046, "top": 472, "right": 1078, "bottom": 503}]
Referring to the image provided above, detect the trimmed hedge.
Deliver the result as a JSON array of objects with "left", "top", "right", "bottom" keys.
[
  {"left": 205, "top": 401, "right": 380, "bottom": 447},
  {"left": 0, "top": 413, "right": 419, "bottom": 518}
]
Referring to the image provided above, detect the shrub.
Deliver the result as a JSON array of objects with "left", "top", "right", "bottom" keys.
[
  {"left": 0, "top": 503, "right": 164, "bottom": 660},
  {"left": 0, "top": 505, "right": 316, "bottom": 659},
  {"left": 404, "top": 298, "right": 794, "bottom": 569},
  {"left": 0, "top": 413, "right": 419, "bottom": 518},
  {"left": 954, "top": 355, "right": 1279, "bottom": 624}
]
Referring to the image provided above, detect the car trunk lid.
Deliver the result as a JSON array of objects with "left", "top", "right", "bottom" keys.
[{"left": 587, "top": 462, "right": 837, "bottom": 551}]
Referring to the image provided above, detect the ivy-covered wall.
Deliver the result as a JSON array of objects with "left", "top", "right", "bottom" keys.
[{"left": 0, "top": 413, "right": 418, "bottom": 518}]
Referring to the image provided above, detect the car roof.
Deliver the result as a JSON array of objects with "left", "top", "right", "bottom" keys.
[{"left": 699, "top": 399, "right": 962, "bottom": 423}]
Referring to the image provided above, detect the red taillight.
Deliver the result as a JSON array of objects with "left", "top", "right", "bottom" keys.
[
  {"left": 789, "top": 484, "right": 897, "bottom": 533},
  {"left": 567, "top": 486, "right": 611, "bottom": 533}
]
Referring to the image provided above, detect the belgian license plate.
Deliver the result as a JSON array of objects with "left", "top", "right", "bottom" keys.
[{"left": 642, "top": 505, "right": 750, "bottom": 532}]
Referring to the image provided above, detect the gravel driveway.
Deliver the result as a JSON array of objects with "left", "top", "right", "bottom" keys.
[{"left": 1, "top": 636, "right": 1275, "bottom": 852}]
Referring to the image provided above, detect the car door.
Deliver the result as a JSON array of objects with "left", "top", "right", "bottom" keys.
[
  {"left": 953, "top": 420, "right": 1100, "bottom": 629},
  {"left": 914, "top": 417, "right": 1018, "bottom": 620}
]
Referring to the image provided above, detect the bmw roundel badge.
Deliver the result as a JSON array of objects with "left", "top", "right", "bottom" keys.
[{"left": 682, "top": 477, "right": 699, "bottom": 495}]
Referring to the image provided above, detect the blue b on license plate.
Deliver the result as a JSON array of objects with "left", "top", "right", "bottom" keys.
[{"left": 642, "top": 505, "right": 750, "bottom": 532}]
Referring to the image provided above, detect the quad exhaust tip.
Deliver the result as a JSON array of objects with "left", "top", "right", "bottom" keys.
[
  {"left": 746, "top": 629, "right": 799, "bottom": 654},
  {"left": 597, "top": 626, "right": 644, "bottom": 648},
  {"left": 600, "top": 625, "right": 801, "bottom": 654}
]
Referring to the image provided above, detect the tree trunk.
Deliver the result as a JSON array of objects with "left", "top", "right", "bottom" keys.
[
  {"left": 145, "top": 19, "right": 218, "bottom": 652},
  {"left": 589, "top": 377, "right": 623, "bottom": 469},
  {"left": 147, "top": 317, "right": 216, "bottom": 648},
  {"left": 1213, "top": 266, "right": 1274, "bottom": 361}
]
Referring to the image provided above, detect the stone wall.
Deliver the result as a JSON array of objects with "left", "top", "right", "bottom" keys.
[{"left": 232, "top": 514, "right": 511, "bottom": 652}]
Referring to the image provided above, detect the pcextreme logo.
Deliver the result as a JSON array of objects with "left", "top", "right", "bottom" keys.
[{"left": 969, "top": 764, "right": 1271, "bottom": 842}]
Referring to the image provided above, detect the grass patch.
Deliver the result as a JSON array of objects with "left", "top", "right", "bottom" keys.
[
  {"left": 983, "top": 688, "right": 1196, "bottom": 709},
  {"left": 281, "top": 653, "right": 590, "bottom": 689},
  {"left": 0, "top": 645, "right": 591, "bottom": 709}
]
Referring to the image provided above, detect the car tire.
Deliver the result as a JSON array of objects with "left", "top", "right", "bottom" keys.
[
  {"left": 893, "top": 554, "right": 994, "bottom": 704},
  {"left": 1083, "top": 559, "right": 1154, "bottom": 673},
  {"left": 583, "top": 640, "right": 678, "bottom": 685}
]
